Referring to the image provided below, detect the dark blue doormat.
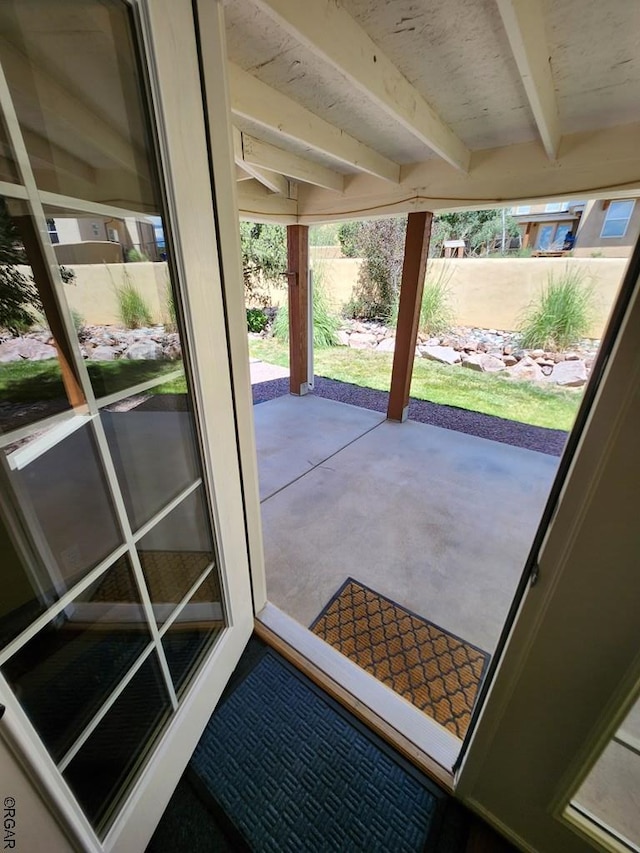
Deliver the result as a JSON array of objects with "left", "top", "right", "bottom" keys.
[{"left": 190, "top": 651, "right": 444, "bottom": 852}]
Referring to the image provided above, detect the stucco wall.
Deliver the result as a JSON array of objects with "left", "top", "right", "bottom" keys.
[
  {"left": 574, "top": 199, "right": 640, "bottom": 257},
  {"left": 306, "top": 257, "right": 626, "bottom": 338},
  {"left": 60, "top": 262, "right": 170, "bottom": 325}
]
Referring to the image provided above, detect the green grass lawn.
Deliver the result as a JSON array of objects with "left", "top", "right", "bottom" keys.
[
  {"left": 249, "top": 338, "right": 581, "bottom": 431},
  {"left": 0, "top": 359, "right": 185, "bottom": 402}
]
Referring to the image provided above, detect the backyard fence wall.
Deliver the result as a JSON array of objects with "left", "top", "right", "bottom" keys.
[
  {"left": 38, "top": 256, "right": 626, "bottom": 338},
  {"left": 307, "top": 255, "right": 626, "bottom": 338}
]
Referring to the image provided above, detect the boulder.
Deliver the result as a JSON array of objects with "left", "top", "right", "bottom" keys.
[
  {"left": 552, "top": 360, "right": 588, "bottom": 387},
  {"left": 503, "top": 355, "right": 518, "bottom": 367},
  {"left": 336, "top": 330, "right": 351, "bottom": 347},
  {"left": 480, "top": 354, "right": 506, "bottom": 373},
  {"left": 376, "top": 337, "right": 396, "bottom": 353},
  {"left": 420, "top": 345, "right": 461, "bottom": 365},
  {"left": 461, "top": 355, "right": 483, "bottom": 371},
  {"left": 507, "top": 356, "right": 545, "bottom": 382},
  {"left": 348, "top": 332, "right": 377, "bottom": 349},
  {"left": 124, "top": 341, "right": 163, "bottom": 360},
  {"left": 89, "top": 345, "right": 116, "bottom": 361},
  {"left": 0, "top": 338, "right": 58, "bottom": 362}
]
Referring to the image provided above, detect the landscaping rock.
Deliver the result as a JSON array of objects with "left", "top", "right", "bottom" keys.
[
  {"left": 420, "top": 345, "right": 461, "bottom": 365},
  {"left": 0, "top": 338, "right": 58, "bottom": 362},
  {"left": 461, "top": 355, "right": 483, "bottom": 371},
  {"left": 336, "top": 330, "right": 351, "bottom": 347},
  {"left": 507, "top": 356, "right": 545, "bottom": 382},
  {"left": 124, "top": 341, "right": 163, "bottom": 360},
  {"left": 376, "top": 337, "right": 396, "bottom": 352},
  {"left": 89, "top": 345, "right": 117, "bottom": 361},
  {"left": 564, "top": 351, "right": 581, "bottom": 360},
  {"left": 552, "top": 360, "right": 588, "bottom": 387},
  {"left": 480, "top": 354, "right": 506, "bottom": 373},
  {"left": 349, "top": 332, "right": 378, "bottom": 348},
  {"left": 503, "top": 355, "right": 518, "bottom": 367}
]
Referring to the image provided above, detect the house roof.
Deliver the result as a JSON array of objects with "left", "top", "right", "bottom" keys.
[{"left": 226, "top": 0, "right": 640, "bottom": 223}]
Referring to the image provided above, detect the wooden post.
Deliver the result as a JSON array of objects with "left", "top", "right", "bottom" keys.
[
  {"left": 14, "top": 215, "right": 86, "bottom": 408},
  {"left": 286, "top": 224, "right": 309, "bottom": 396},
  {"left": 387, "top": 211, "right": 433, "bottom": 422}
]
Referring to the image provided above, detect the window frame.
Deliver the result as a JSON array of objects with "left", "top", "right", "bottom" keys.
[{"left": 601, "top": 200, "right": 636, "bottom": 239}]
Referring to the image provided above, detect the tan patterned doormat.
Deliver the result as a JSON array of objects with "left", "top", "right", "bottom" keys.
[{"left": 310, "top": 579, "right": 490, "bottom": 739}]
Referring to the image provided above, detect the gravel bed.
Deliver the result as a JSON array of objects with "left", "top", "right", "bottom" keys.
[{"left": 252, "top": 376, "right": 568, "bottom": 457}]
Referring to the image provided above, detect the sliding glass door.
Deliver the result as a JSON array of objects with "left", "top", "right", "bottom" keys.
[{"left": 0, "top": 1, "right": 253, "bottom": 849}]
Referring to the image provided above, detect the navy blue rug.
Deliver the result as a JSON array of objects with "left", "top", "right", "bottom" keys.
[{"left": 191, "top": 652, "right": 442, "bottom": 852}]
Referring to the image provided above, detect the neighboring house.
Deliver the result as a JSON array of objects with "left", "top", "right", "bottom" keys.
[
  {"left": 49, "top": 214, "right": 159, "bottom": 264},
  {"left": 511, "top": 198, "right": 640, "bottom": 256}
]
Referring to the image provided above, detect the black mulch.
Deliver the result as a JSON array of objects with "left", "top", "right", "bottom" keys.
[{"left": 252, "top": 376, "right": 568, "bottom": 457}]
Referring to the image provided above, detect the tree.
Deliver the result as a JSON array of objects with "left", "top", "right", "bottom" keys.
[
  {"left": 431, "top": 209, "right": 519, "bottom": 256},
  {"left": 346, "top": 217, "right": 407, "bottom": 320},
  {"left": 239, "top": 222, "right": 286, "bottom": 306},
  {"left": 0, "top": 198, "right": 41, "bottom": 333}
]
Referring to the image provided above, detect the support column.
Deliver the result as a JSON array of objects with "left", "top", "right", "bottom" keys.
[
  {"left": 286, "top": 223, "right": 309, "bottom": 396},
  {"left": 387, "top": 210, "right": 433, "bottom": 422}
]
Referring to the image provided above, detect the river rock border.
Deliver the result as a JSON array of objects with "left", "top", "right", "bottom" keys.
[{"left": 338, "top": 320, "right": 599, "bottom": 388}]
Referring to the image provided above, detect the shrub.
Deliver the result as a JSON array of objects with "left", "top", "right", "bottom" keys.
[
  {"left": 71, "top": 309, "right": 85, "bottom": 332},
  {"left": 246, "top": 307, "right": 268, "bottom": 333},
  {"left": 518, "top": 268, "right": 595, "bottom": 351},
  {"left": 114, "top": 270, "right": 153, "bottom": 328},
  {"left": 126, "top": 247, "right": 150, "bottom": 262},
  {"left": 164, "top": 273, "right": 177, "bottom": 332},
  {"left": 388, "top": 263, "right": 454, "bottom": 336},
  {"left": 272, "top": 266, "right": 339, "bottom": 348}
]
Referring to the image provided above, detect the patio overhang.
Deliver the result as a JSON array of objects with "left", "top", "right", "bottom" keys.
[{"left": 223, "top": 0, "right": 640, "bottom": 224}]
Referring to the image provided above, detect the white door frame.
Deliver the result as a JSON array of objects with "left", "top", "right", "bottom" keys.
[{"left": 0, "top": 1, "right": 254, "bottom": 850}]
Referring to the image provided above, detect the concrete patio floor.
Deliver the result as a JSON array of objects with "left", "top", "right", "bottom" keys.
[{"left": 255, "top": 394, "right": 559, "bottom": 653}]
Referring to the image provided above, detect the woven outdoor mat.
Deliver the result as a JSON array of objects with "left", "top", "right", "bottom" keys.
[{"left": 311, "top": 579, "right": 489, "bottom": 739}]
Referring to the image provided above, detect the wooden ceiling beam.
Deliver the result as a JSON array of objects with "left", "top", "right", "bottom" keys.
[
  {"left": 252, "top": 0, "right": 470, "bottom": 173},
  {"left": 229, "top": 62, "right": 400, "bottom": 183},
  {"left": 496, "top": 0, "right": 561, "bottom": 161}
]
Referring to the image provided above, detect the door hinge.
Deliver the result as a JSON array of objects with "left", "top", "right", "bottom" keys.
[{"left": 530, "top": 563, "right": 540, "bottom": 587}]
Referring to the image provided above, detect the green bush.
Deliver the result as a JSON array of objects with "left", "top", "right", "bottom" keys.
[
  {"left": 518, "top": 268, "right": 595, "bottom": 351},
  {"left": 246, "top": 307, "right": 268, "bottom": 333},
  {"left": 114, "top": 271, "right": 153, "bottom": 329}
]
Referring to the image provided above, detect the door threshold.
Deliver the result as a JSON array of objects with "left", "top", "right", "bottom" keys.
[{"left": 255, "top": 602, "right": 458, "bottom": 793}]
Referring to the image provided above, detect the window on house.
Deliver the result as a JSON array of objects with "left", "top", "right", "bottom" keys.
[
  {"left": 601, "top": 200, "right": 635, "bottom": 238},
  {"left": 545, "top": 202, "right": 569, "bottom": 213},
  {"left": 536, "top": 224, "right": 554, "bottom": 249},
  {"left": 46, "top": 217, "right": 59, "bottom": 244},
  {"left": 514, "top": 205, "right": 531, "bottom": 214}
]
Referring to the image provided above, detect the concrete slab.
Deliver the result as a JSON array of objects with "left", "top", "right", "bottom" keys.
[
  {"left": 253, "top": 395, "right": 385, "bottom": 501},
  {"left": 258, "top": 397, "right": 558, "bottom": 652},
  {"left": 250, "top": 360, "right": 289, "bottom": 384}
]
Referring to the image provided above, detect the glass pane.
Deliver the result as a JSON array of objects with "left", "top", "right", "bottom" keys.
[
  {"left": 41, "top": 206, "right": 184, "bottom": 403},
  {"left": 1, "top": 554, "right": 150, "bottom": 763},
  {"left": 136, "top": 488, "right": 215, "bottom": 626},
  {"left": 63, "top": 652, "right": 171, "bottom": 834},
  {"left": 12, "top": 423, "right": 123, "bottom": 586},
  {"left": 0, "top": 196, "right": 80, "bottom": 439},
  {"left": 572, "top": 697, "right": 640, "bottom": 849},
  {"left": 0, "top": 115, "right": 19, "bottom": 184},
  {"left": 0, "top": 0, "right": 159, "bottom": 213},
  {"left": 601, "top": 219, "right": 627, "bottom": 238},
  {"left": 0, "top": 508, "right": 50, "bottom": 649},
  {"left": 101, "top": 389, "right": 199, "bottom": 532},
  {"left": 537, "top": 224, "right": 554, "bottom": 249},
  {"left": 162, "top": 570, "right": 224, "bottom": 694}
]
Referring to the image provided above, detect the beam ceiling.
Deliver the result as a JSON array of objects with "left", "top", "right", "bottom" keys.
[
  {"left": 252, "top": 0, "right": 470, "bottom": 173},
  {"left": 496, "top": 0, "right": 561, "bottom": 161}
]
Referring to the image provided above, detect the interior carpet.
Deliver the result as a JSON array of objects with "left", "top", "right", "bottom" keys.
[
  {"left": 190, "top": 651, "right": 444, "bottom": 852},
  {"left": 311, "top": 579, "right": 489, "bottom": 739}
]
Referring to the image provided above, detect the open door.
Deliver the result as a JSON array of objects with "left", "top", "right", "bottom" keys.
[
  {"left": 457, "top": 239, "right": 640, "bottom": 852},
  {"left": 0, "top": 1, "right": 254, "bottom": 850}
]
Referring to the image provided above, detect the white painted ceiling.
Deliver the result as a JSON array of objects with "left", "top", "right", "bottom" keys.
[{"left": 225, "top": 0, "right": 640, "bottom": 173}]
